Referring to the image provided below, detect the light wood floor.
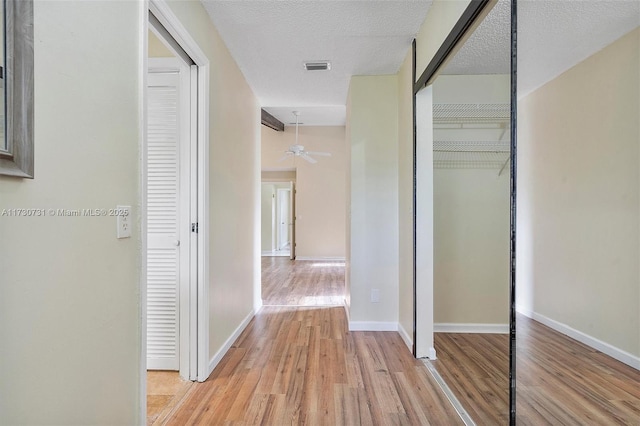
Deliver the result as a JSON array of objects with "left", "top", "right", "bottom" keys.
[
  {"left": 162, "top": 306, "right": 463, "bottom": 425},
  {"left": 433, "top": 315, "right": 640, "bottom": 425},
  {"left": 147, "top": 371, "right": 194, "bottom": 425},
  {"left": 261, "top": 257, "right": 345, "bottom": 306},
  {"left": 433, "top": 332, "right": 509, "bottom": 425}
]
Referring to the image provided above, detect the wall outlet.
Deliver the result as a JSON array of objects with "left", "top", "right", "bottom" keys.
[
  {"left": 371, "top": 289, "right": 380, "bottom": 303},
  {"left": 116, "top": 205, "right": 131, "bottom": 239}
]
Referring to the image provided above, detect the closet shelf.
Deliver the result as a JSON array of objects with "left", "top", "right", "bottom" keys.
[
  {"left": 434, "top": 140, "right": 509, "bottom": 152},
  {"left": 434, "top": 151, "right": 510, "bottom": 169},
  {"left": 433, "top": 103, "right": 510, "bottom": 123},
  {"left": 432, "top": 103, "right": 511, "bottom": 169}
]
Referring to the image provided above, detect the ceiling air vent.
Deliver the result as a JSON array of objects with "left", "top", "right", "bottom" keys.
[{"left": 304, "top": 61, "right": 331, "bottom": 71}]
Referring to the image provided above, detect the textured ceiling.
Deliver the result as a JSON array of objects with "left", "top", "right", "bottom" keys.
[
  {"left": 444, "top": 0, "right": 640, "bottom": 98},
  {"left": 202, "top": 0, "right": 639, "bottom": 126},
  {"left": 442, "top": 0, "right": 511, "bottom": 76},
  {"left": 518, "top": 0, "right": 640, "bottom": 97},
  {"left": 201, "top": 0, "right": 433, "bottom": 126}
]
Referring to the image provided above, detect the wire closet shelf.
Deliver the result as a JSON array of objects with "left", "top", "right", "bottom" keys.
[{"left": 433, "top": 103, "right": 511, "bottom": 170}]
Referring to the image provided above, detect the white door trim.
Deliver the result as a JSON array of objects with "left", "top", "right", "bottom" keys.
[
  {"left": 415, "top": 86, "right": 436, "bottom": 360},
  {"left": 144, "top": 1, "right": 211, "bottom": 401}
]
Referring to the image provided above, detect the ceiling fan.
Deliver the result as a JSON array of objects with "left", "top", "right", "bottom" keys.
[{"left": 279, "top": 111, "right": 331, "bottom": 164}]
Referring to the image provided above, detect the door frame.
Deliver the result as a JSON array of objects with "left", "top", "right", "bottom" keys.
[
  {"left": 141, "top": 0, "right": 211, "bottom": 418},
  {"left": 261, "top": 180, "right": 296, "bottom": 258}
]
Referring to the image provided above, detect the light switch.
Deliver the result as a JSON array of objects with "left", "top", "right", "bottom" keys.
[{"left": 116, "top": 205, "right": 131, "bottom": 239}]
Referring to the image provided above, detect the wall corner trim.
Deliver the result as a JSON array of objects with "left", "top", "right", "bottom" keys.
[
  {"left": 207, "top": 309, "right": 255, "bottom": 380},
  {"left": 349, "top": 321, "right": 398, "bottom": 332},
  {"left": 434, "top": 323, "right": 509, "bottom": 334}
]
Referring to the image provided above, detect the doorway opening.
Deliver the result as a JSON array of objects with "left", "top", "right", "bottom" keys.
[
  {"left": 143, "top": 2, "right": 211, "bottom": 423},
  {"left": 261, "top": 180, "right": 295, "bottom": 259}
]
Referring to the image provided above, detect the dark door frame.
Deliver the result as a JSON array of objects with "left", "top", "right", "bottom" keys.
[{"left": 410, "top": 1, "right": 517, "bottom": 423}]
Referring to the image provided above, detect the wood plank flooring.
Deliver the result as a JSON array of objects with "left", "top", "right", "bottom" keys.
[
  {"left": 163, "top": 306, "right": 463, "bottom": 425},
  {"left": 432, "top": 314, "right": 640, "bottom": 425},
  {"left": 147, "top": 371, "right": 194, "bottom": 425},
  {"left": 516, "top": 314, "right": 640, "bottom": 425},
  {"left": 261, "top": 257, "right": 345, "bottom": 306},
  {"left": 432, "top": 332, "right": 509, "bottom": 425}
]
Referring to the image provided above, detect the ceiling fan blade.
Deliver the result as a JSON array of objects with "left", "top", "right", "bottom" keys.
[
  {"left": 278, "top": 153, "right": 291, "bottom": 162},
  {"left": 300, "top": 153, "right": 317, "bottom": 164},
  {"left": 306, "top": 151, "right": 331, "bottom": 157}
]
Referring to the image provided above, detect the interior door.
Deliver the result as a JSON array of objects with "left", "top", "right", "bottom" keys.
[
  {"left": 146, "top": 59, "right": 191, "bottom": 371},
  {"left": 277, "top": 188, "right": 290, "bottom": 250}
]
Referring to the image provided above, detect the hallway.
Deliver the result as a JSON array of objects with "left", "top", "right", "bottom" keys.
[
  {"left": 261, "top": 257, "right": 345, "bottom": 306},
  {"left": 159, "top": 260, "right": 462, "bottom": 424},
  {"left": 161, "top": 306, "right": 462, "bottom": 425}
]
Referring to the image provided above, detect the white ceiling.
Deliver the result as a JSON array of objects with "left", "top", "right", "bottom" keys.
[
  {"left": 201, "top": 0, "right": 639, "bottom": 126},
  {"left": 201, "top": 0, "right": 433, "bottom": 126},
  {"left": 442, "top": 0, "right": 511, "bottom": 76},
  {"left": 518, "top": 0, "right": 639, "bottom": 97},
  {"left": 443, "top": 0, "right": 639, "bottom": 97}
]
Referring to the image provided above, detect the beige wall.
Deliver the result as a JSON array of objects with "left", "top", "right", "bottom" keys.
[
  {"left": 347, "top": 0, "right": 479, "bottom": 334},
  {"left": 347, "top": 75, "right": 400, "bottom": 327},
  {"left": 0, "top": 1, "right": 142, "bottom": 423},
  {"left": 345, "top": 88, "right": 353, "bottom": 311},
  {"left": 415, "top": 0, "right": 471, "bottom": 79},
  {"left": 164, "top": 0, "right": 262, "bottom": 362},
  {"left": 261, "top": 184, "right": 275, "bottom": 252},
  {"left": 148, "top": 29, "right": 173, "bottom": 57},
  {"left": 517, "top": 28, "right": 640, "bottom": 359},
  {"left": 262, "top": 125, "right": 346, "bottom": 259},
  {"left": 397, "top": 50, "right": 414, "bottom": 342},
  {"left": 432, "top": 74, "right": 510, "bottom": 327},
  {"left": 434, "top": 169, "right": 510, "bottom": 324}
]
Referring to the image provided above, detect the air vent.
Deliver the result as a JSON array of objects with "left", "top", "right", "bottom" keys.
[{"left": 304, "top": 61, "right": 331, "bottom": 71}]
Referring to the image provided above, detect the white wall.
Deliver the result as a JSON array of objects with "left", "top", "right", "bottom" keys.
[
  {"left": 347, "top": 75, "right": 399, "bottom": 329},
  {"left": 517, "top": 28, "right": 640, "bottom": 364},
  {"left": 262, "top": 125, "right": 346, "bottom": 259},
  {"left": 163, "top": 0, "right": 262, "bottom": 367},
  {"left": 0, "top": 1, "right": 143, "bottom": 423}
]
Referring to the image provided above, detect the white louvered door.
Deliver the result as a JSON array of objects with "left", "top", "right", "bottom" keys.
[{"left": 146, "top": 60, "right": 191, "bottom": 372}]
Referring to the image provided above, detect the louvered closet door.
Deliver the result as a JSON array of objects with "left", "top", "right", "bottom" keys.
[{"left": 147, "top": 70, "right": 183, "bottom": 371}]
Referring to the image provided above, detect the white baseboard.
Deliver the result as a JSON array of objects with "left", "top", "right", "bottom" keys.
[
  {"left": 398, "top": 323, "right": 413, "bottom": 351},
  {"left": 295, "top": 256, "right": 346, "bottom": 262},
  {"left": 434, "top": 323, "right": 509, "bottom": 334},
  {"left": 516, "top": 305, "right": 533, "bottom": 318},
  {"left": 521, "top": 310, "right": 640, "bottom": 370},
  {"left": 207, "top": 309, "right": 255, "bottom": 377},
  {"left": 349, "top": 321, "right": 398, "bottom": 332},
  {"left": 254, "top": 299, "right": 263, "bottom": 315},
  {"left": 428, "top": 347, "right": 437, "bottom": 360}
]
